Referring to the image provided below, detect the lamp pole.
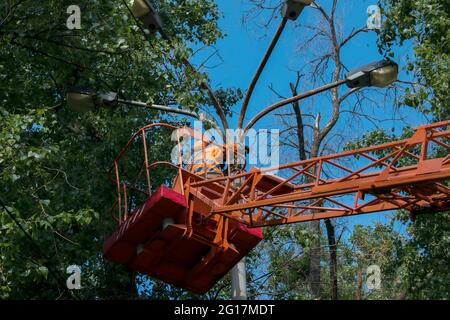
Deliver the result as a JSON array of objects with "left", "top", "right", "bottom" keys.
[
  {"left": 244, "top": 79, "right": 347, "bottom": 133},
  {"left": 66, "top": 89, "right": 202, "bottom": 119},
  {"left": 231, "top": 0, "right": 313, "bottom": 300},
  {"left": 231, "top": 258, "right": 247, "bottom": 300},
  {"left": 97, "top": 0, "right": 398, "bottom": 301}
]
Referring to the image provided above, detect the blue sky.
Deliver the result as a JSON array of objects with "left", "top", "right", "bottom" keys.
[
  {"left": 205, "top": 0, "right": 427, "bottom": 127},
  {"left": 189, "top": 0, "right": 427, "bottom": 231}
]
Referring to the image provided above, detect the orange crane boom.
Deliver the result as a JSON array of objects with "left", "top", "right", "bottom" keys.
[
  {"left": 187, "top": 120, "right": 450, "bottom": 227},
  {"left": 103, "top": 120, "right": 449, "bottom": 293}
]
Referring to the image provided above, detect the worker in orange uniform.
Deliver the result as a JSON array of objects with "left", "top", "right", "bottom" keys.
[{"left": 190, "top": 139, "right": 225, "bottom": 178}]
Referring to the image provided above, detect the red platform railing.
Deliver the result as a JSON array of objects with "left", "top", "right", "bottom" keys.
[{"left": 107, "top": 123, "right": 225, "bottom": 225}]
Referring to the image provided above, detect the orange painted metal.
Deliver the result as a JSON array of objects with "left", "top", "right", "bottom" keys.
[
  {"left": 104, "top": 120, "right": 449, "bottom": 293},
  {"left": 103, "top": 185, "right": 263, "bottom": 293},
  {"left": 108, "top": 120, "right": 449, "bottom": 229},
  {"left": 192, "top": 120, "right": 450, "bottom": 227},
  {"left": 103, "top": 123, "right": 263, "bottom": 293}
]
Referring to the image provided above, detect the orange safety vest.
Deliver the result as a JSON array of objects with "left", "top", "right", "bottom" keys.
[{"left": 191, "top": 140, "right": 224, "bottom": 177}]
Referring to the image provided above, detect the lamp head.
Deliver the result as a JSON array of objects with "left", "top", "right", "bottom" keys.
[
  {"left": 281, "top": 0, "right": 313, "bottom": 20},
  {"left": 66, "top": 88, "right": 96, "bottom": 113},
  {"left": 131, "top": 0, "right": 163, "bottom": 32},
  {"left": 66, "top": 88, "right": 118, "bottom": 112},
  {"left": 346, "top": 60, "right": 398, "bottom": 88}
]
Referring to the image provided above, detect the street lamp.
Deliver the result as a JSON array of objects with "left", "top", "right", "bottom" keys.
[
  {"left": 66, "top": 89, "right": 118, "bottom": 113},
  {"left": 65, "top": 88, "right": 202, "bottom": 119},
  {"left": 130, "top": 0, "right": 163, "bottom": 32},
  {"left": 281, "top": 0, "right": 313, "bottom": 20},
  {"left": 238, "top": 0, "right": 312, "bottom": 129},
  {"left": 244, "top": 59, "right": 399, "bottom": 132},
  {"left": 346, "top": 60, "right": 398, "bottom": 88},
  {"left": 234, "top": 0, "right": 313, "bottom": 295},
  {"left": 126, "top": 0, "right": 229, "bottom": 132}
]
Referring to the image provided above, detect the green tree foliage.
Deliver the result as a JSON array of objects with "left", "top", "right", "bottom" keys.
[
  {"left": 249, "top": 224, "right": 315, "bottom": 299},
  {"left": 376, "top": 0, "right": 449, "bottom": 299},
  {"left": 378, "top": 0, "right": 450, "bottom": 119},
  {"left": 0, "top": 0, "right": 229, "bottom": 299},
  {"left": 396, "top": 211, "right": 450, "bottom": 299},
  {"left": 343, "top": 123, "right": 449, "bottom": 299}
]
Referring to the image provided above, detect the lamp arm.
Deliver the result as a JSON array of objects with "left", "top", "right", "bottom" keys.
[
  {"left": 243, "top": 79, "right": 347, "bottom": 133},
  {"left": 117, "top": 99, "right": 200, "bottom": 119}
]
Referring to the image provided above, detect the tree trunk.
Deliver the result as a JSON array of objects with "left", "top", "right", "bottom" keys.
[
  {"left": 290, "top": 81, "right": 322, "bottom": 299},
  {"left": 309, "top": 220, "right": 321, "bottom": 298},
  {"left": 282, "top": 1, "right": 362, "bottom": 301},
  {"left": 356, "top": 268, "right": 363, "bottom": 300},
  {"left": 129, "top": 270, "right": 137, "bottom": 297},
  {"left": 325, "top": 219, "right": 338, "bottom": 299}
]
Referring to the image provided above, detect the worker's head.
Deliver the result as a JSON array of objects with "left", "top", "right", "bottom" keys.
[{"left": 193, "top": 139, "right": 208, "bottom": 152}]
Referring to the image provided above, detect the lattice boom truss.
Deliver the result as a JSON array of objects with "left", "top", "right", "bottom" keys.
[
  {"left": 188, "top": 120, "right": 450, "bottom": 227},
  {"left": 110, "top": 121, "right": 450, "bottom": 228}
]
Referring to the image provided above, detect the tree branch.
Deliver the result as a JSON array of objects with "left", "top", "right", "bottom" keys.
[{"left": 339, "top": 27, "right": 369, "bottom": 49}]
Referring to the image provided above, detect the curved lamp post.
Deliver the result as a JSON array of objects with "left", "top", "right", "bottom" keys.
[
  {"left": 238, "top": 0, "right": 313, "bottom": 129},
  {"left": 244, "top": 59, "right": 398, "bottom": 133},
  {"left": 115, "top": 1, "right": 397, "bottom": 302}
]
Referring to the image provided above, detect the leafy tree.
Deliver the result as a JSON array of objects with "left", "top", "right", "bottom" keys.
[
  {"left": 378, "top": 0, "right": 450, "bottom": 119},
  {"left": 397, "top": 211, "right": 450, "bottom": 299},
  {"left": 347, "top": 223, "right": 406, "bottom": 300},
  {"left": 0, "top": 0, "right": 230, "bottom": 299},
  {"left": 375, "top": 0, "right": 450, "bottom": 299}
]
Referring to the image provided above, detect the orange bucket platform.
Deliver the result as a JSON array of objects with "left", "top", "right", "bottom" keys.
[{"left": 103, "top": 186, "right": 263, "bottom": 294}]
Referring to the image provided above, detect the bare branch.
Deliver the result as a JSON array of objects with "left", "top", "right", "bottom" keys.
[
  {"left": 338, "top": 87, "right": 360, "bottom": 104},
  {"left": 339, "top": 27, "right": 369, "bottom": 49}
]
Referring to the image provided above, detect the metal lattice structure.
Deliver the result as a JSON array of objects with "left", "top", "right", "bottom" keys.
[
  {"left": 110, "top": 120, "right": 450, "bottom": 229},
  {"left": 103, "top": 120, "right": 449, "bottom": 293},
  {"left": 194, "top": 120, "right": 450, "bottom": 227}
]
